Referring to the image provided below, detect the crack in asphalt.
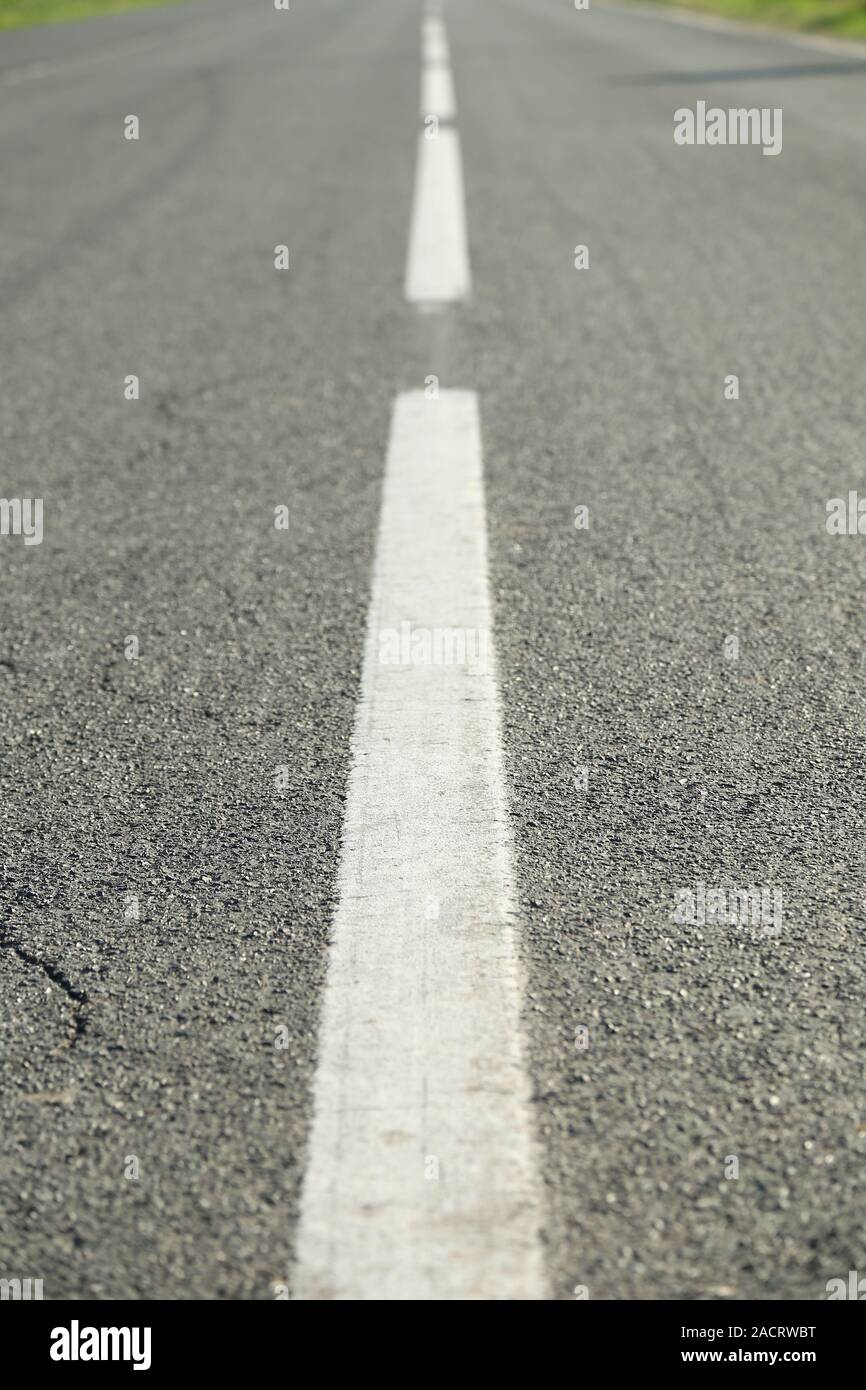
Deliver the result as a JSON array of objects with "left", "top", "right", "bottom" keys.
[{"left": 0, "top": 935, "right": 88, "bottom": 1051}]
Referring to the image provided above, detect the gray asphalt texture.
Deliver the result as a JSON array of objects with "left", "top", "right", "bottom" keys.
[{"left": 1, "top": 0, "right": 865, "bottom": 1301}]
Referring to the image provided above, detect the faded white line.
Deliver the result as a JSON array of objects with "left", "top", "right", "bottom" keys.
[
  {"left": 405, "top": 128, "right": 470, "bottom": 303},
  {"left": 292, "top": 391, "right": 545, "bottom": 1301},
  {"left": 422, "top": 16, "right": 451, "bottom": 66},
  {"left": 421, "top": 62, "right": 456, "bottom": 121},
  {"left": 407, "top": 9, "right": 470, "bottom": 303}
]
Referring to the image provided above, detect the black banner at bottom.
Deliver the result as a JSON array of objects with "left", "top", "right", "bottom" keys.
[{"left": 5, "top": 1296, "right": 862, "bottom": 1376}]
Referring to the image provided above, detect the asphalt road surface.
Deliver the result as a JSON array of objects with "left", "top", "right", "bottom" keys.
[{"left": 2, "top": 0, "right": 866, "bottom": 1301}]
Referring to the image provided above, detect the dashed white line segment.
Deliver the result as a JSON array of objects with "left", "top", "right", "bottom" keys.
[
  {"left": 406, "top": 7, "right": 470, "bottom": 304},
  {"left": 421, "top": 61, "right": 456, "bottom": 121},
  {"left": 405, "top": 128, "right": 470, "bottom": 304},
  {"left": 292, "top": 391, "right": 545, "bottom": 1300},
  {"left": 294, "top": 7, "right": 543, "bottom": 1300}
]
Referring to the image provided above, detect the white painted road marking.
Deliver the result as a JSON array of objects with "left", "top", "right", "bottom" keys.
[
  {"left": 406, "top": 7, "right": 470, "bottom": 304},
  {"left": 405, "top": 128, "right": 471, "bottom": 303},
  {"left": 421, "top": 62, "right": 456, "bottom": 121},
  {"left": 422, "top": 17, "right": 451, "bottom": 66},
  {"left": 292, "top": 392, "right": 545, "bottom": 1300}
]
